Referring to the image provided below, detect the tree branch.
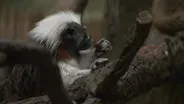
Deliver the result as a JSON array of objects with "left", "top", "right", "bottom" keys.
[
  {"left": 116, "top": 43, "right": 170, "bottom": 103},
  {"left": 86, "top": 11, "right": 152, "bottom": 100}
]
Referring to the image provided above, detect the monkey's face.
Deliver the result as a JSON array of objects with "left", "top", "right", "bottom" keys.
[
  {"left": 58, "top": 22, "right": 92, "bottom": 59},
  {"left": 61, "top": 22, "right": 92, "bottom": 50}
]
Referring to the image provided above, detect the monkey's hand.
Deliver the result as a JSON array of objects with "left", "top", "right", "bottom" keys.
[
  {"left": 94, "top": 38, "right": 112, "bottom": 57},
  {"left": 90, "top": 58, "right": 110, "bottom": 71}
]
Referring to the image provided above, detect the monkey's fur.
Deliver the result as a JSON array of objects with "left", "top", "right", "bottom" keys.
[{"left": 152, "top": 0, "right": 184, "bottom": 34}]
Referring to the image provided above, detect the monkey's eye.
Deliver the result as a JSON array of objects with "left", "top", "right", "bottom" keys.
[{"left": 67, "top": 28, "right": 74, "bottom": 35}]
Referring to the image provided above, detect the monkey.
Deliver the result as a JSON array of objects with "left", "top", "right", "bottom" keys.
[
  {"left": 0, "top": 10, "right": 112, "bottom": 103},
  {"left": 28, "top": 10, "right": 113, "bottom": 87},
  {"left": 58, "top": 38, "right": 112, "bottom": 87},
  {"left": 152, "top": 0, "right": 184, "bottom": 34}
]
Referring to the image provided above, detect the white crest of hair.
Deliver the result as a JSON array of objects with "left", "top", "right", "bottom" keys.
[{"left": 28, "top": 10, "right": 81, "bottom": 52}]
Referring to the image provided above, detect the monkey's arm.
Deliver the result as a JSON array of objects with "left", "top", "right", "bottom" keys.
[
  {"left": 0, "top": 40, "right": 73, "bottom": 104},
  {"left": 79, "top": 38, "right": 112, "bottom": 69}
]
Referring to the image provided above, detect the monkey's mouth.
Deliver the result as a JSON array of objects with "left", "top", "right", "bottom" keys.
[{"left": 55, "top": 35, "right": 93, "bottom": 60}]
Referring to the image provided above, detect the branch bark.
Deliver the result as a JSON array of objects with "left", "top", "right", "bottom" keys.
[
  {"left": 88, "top": 11, "right": 152, "bottom": 100},
  {"left": 116, "top": 43, "right": 170, "bottom": 103},
  {"left": 115, "top": 31, "right": 184, "bottom": 103}
]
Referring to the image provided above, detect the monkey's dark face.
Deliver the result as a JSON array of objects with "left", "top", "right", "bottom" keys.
[
  {"left": 59, "top": 22, "right": 92, "bottom": 59},
  {"left": 61, "top": 22, "right": 92, "bottom": 50}
]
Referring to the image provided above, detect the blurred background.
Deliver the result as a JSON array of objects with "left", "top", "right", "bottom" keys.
[{"left": 0, "top": 0, "right": 105, "bottom": 41}]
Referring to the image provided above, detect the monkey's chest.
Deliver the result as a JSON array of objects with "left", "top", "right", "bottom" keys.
[{"left": 57, "top": 48, "right": 72, "bottom": 60}]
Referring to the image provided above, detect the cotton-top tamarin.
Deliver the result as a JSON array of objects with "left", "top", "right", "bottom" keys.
[{"left": 28, "top": 11, "right": 112, "bottom": 87}]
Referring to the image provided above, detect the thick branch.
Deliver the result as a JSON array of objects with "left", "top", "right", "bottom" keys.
[
  {"left": 115, "top": 29, "right": 184, "bottom": 104},
  {"left": 116, "top": 43, "right": 170, "bottom": 103},
  {"left": 112, "top": 11, "right": 153, "bottom": 80},
  {"left": 86, "top": 11, "right": 152, "bottom": 100},
  {"left": 92, "top": 12, "right": 153, "bottom": 100}
]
